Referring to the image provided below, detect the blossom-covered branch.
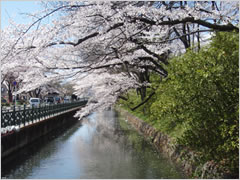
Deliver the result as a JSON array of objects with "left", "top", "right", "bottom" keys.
[{"left": 1, "top": 1, "right": 238, "bottom": 118}]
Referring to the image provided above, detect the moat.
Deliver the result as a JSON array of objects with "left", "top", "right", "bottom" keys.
[{"left": 1, "top": 110, "right": 185, "bottom": 179}]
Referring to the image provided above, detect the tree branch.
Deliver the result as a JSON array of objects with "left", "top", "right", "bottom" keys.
[
  {"left": 131, "top": 91, "right": 155, "bottom": 111},
  {"left": 138, "top": 57, "right": 168, "bottom": 77},
  {"left": 136, "top": 17, "right": 239, "bottom": 32},
  {"left": 118, "top": 96, "right": 128, "bottom": 101},
  {"left": 148, "top": 29, "right": 214, "bottom": 44}
]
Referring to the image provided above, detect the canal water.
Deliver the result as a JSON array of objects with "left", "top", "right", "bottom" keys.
[{"left": 1, "top": 110, "right": 185, "bottom": 179}]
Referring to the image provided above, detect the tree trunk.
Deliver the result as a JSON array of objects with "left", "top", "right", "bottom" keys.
[
  {"left": 8, "top": 89, "right": 13, "bottom": 102},
  {"left": 28, "top": 91, "right": 33, "bottom": 97}
]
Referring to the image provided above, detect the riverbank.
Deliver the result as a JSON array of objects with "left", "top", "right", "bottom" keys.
[{"left": 116, "top": 107, "right": 235, "bottom": 179}]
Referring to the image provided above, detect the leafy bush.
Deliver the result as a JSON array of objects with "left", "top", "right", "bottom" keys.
[{"left": 150, "top": 31, "right": 239, "bottom": 172}]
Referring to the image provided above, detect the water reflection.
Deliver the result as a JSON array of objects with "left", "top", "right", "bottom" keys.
[
  {"left": 74, "top": 111, "right": 185, "bottom": 179},
  {"left": 1, "top": 110, "right": 185, "bottom": 179},
  {"left": 2, "top": 121, "right": 83, "bottom": 179}
]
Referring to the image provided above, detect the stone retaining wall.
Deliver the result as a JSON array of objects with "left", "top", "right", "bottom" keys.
[{"left": 116, "top": 107, "right": 231, "bottom": 178}]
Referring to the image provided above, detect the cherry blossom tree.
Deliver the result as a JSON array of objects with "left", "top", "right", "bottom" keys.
[{"left": 1, "top": 1, "right": 238, "bottom": 118}]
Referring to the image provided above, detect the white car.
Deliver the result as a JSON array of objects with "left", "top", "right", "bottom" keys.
[{"left": 29, "top": 98, "right": 41, "bottom": 107}]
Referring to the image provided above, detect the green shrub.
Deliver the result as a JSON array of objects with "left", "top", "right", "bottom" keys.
[{"left": 150, "top": 31, "right": 239, "bottom": 172}]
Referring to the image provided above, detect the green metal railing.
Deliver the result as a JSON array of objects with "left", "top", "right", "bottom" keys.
[{"left": 1, "top": 100, "right": 87, "bottom": 128}]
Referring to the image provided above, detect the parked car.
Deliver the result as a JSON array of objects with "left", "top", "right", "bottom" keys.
[
  {"left": 29, "top": 98, "right": 41, "bottom": 107},
  {"left": 64, "top": 97, "right": 71, "bottom": 103},
  {"left": 54, "top": 96, "right": 61, "bottom": 104},
  {"left": 45, "top": 97, "right": 55, "bottom": 104}
]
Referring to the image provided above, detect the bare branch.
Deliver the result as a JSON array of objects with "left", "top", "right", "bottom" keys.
[
  {"left": 136, "top": 17, "right": 239, "bottom": 32},
  {"left": 131, "top": 91, "right": 155, "bottom": 111}
]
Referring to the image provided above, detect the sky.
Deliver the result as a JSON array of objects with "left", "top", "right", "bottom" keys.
[{"left": 1, "top": 1, "right": 45, "bottom": 29}]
